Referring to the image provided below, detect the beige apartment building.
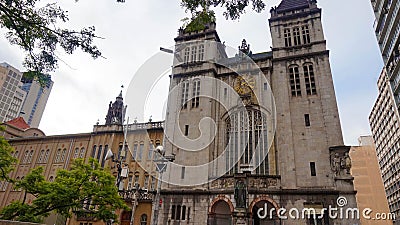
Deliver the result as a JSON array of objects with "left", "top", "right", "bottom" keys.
[{"left": 350, "top": 136, "right": 393, "bottom": 225}]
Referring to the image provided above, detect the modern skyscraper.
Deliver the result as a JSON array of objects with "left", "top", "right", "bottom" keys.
[
  {"left": 20, "top": 74, "right": 53, "bottom": 128},
  {"left": 0, "top": 62, "right": 26, "bottom": 123},
  {"left": 369, "top": 0, "right": 400, "bottom": 223},
  {"left": 158, "top": 0, "right": 359, "bottom": 224},
  {"left": 0, "top": 62, "right": 53, "bottom": 128},
  {"left": 370, "top": 70, "right": 400, "bottom": 224},
  {"left": 372, "top": 0, "right": 400, "bottom": 104}
]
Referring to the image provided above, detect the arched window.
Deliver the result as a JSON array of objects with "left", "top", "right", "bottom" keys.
[
  {"left": 184, "top": 47, "right": 190, "bottom": 63},
  {"left": 225, "top": 109, "right": 269, "bottom": 175},
  {"left": 80, "top": 147, "right": 86, "bottom": 158},
  {"left": 134, "top": 172, "right": 140, "bottom": 187},
  {"left": 303, "top": 63, "right": 316, "bottom": 95},
  {"left": 140, "top": 214, "right": 147, "bottom": 225},
  {"left": 132, "top": 143, "right": 138, "bottom": 160},
  {"left": 284, "top": 28, "right": 292, "bottom": 47},
  {"left": 191, "top": 79, "right": 200, "bottom": 108},
  {"left": 55, "top": 149, "right": 61, "bottom": 162},
  {"left": 198, "top": 44, "right": 205, "bottom": 61},
  {"left": 293, "top": 27, "right": 301, "bottom": 45},
  {"left": 23, "top": 150, "right": 29, "bottom": 163},
  {"left": 44, "top": 150, "right": 50, "bottom": 162},
  {"left": 91, "top": 145, "right": 97, "bottom": 158},
  {"left": 191, "top": 46, "right": 197, "bottom": 62},
  {"left": 49, "top": 176, "right": 54, "bottom": 182},
  {"left": 302, "top": 25, "right": 310, "bottom": 44},
  {"left": 13, "top": 150, "right": 19, "bottom": 158},
  {"left": 27, "top": 150, "right": 34, "bottom": 163},
  {"left": 101, "top": 146, "right": 107, "bottom": 167},
  {"left": 97, "top": 145, "right": 103, "bottom": 161},
  {"left": 38, "top": 150, "right": 45, "bottom": 163},
  {"left": 289, "top": 65, "right": 301, "bottom": 97},
  {"left": 137, "top": 142, "right": 144, "bottom": 161},
  {"left": 74, "top": 148, "right": 79, "bottom": 159},
  {"left": 181, "top": 80, "right": 189, "bottom": 109},
  {"left": 148, "top": 141, "right": 154, "bottom": 160},
  {"left": 61, "top": 149, "right": 67, "bottom": 162}
]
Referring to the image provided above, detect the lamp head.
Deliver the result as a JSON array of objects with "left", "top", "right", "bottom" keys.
[{"left": 155, "top": 145, "right": 165, "bottom": 156}]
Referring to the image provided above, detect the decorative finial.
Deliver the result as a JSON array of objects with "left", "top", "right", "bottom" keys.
[
  {"left": 134, "top": 117, "right": 138, "bottom": 123},
  {"left": 239, "top": 39, "right": 251, "bottom": 56},
  {"left": 149, "top": 115, "right": 153, "bottom": 122},
  {"left": 96, "top": 119, "right": 99, "bottom": 125}
]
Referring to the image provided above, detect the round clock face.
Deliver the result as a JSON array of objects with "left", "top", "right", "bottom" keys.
[{"left": 234, "top": 75, "right": 255, "bottom": 95}]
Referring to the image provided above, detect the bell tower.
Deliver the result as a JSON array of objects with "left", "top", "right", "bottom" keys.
[{"left": 269, "top": 0, "right": 344, "bottom": 189}]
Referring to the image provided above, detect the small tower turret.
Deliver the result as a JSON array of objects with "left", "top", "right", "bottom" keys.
[{"left": 105, "top": 90, "right": 126, "bottom": 125}]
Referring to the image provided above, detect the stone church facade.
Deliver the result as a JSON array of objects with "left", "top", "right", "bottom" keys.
[{"left": 157, "top": 0, "right": 359, "bottom": 224}]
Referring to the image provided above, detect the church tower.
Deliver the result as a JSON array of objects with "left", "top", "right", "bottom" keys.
[
  {"left": 105, "top": 91, "right": 126, "bottom": 125},
  {"left": 269, "top": 0, "right": 344, "bottom": 190},
  {"left": 157, "top": 1, "right": 359, "bottom": 224}
]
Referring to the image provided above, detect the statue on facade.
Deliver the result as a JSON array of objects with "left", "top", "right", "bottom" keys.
[
  {"left": 331, "top": 152, "right": 341, "bottom": 176},
  {"left": 342, "top": 152, "right": 352, "bottom": 174},
  {"left": 331, "top": 151, "right": 352, "bottom": 176},
  {"left": 234, "top": 180, "right": 247, "bottom": 208}
]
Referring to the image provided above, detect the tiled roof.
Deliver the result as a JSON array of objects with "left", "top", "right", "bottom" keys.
[
  {"left": 5, "top": 117, "right": 30, "bottom": 130},
  {"left": 276, "top": 0, "right": 310, "bottom": 13}
]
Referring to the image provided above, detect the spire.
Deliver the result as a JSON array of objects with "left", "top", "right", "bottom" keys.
[
  {"left": 105, "top": 90, "right": 126, "bottom": 125},
  {"left": 117, "top": 90, "right": 123, "bottom": 99}
]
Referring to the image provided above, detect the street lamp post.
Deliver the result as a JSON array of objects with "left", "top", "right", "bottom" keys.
[
  {"left": 151, "top": 146, "right": 175, "bottom": 225},
  {"left": 105, "top": 149, "right": 151, "bottom": 225}
]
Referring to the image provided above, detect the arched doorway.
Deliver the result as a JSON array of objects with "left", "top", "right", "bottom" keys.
[
  {"left": 209, "top": 200, "right": 232, "bottom": 225},
  {"left": 120, "top": 210, "right": 131, "bottom": 225},
  {"left": 251, "top": 200, "right": 280, "bottom": 225}
]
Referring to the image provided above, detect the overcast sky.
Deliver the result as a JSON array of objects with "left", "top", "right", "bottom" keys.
[{"left": 0, "top": 0, "right": 382, "bottom": 146}]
